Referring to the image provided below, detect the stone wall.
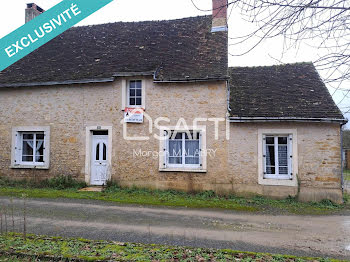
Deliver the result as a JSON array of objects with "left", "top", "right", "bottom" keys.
[
  {"left": 228, "top": 122, "right": 342, "bottom": 203},
  {"left": 0, "top": 78, "right": 343, "bottom": 202},
  {"left": 0, "top": 78, "right": 228, "bottom": 187}
]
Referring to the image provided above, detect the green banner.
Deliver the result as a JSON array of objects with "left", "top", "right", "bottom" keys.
[{"left": 0, "top": 0, "right": 114, "bottom": 72}]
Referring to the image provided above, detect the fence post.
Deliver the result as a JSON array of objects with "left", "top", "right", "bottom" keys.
[
  {"left": 22, "top": 195, "right": 27, "bottom": 241},
  {"left": 10, "top": 197, "right": 14, "bottom": 232},
  {"left": 4, "top": 205, "right": 7, "bottom": 236}
]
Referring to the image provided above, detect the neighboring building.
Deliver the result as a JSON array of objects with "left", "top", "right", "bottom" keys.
[
  {"left": 343, "top": 130, "right": 350, "bottom": 169},
  {"left": 0, "top": 1, "right": 347, "bottom": 203}
]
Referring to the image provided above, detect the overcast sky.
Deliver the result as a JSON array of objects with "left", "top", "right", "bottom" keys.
[{"left": 1, "top": 0, "right": 349, "bottom": 128}]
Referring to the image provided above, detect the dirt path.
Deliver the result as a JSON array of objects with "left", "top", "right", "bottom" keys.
[{"left": 0, "top": 197, "right": 349, "bottom": 259}]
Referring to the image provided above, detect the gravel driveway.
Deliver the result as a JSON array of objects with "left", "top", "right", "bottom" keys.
[{"left": 0, "top": 197, "right": 349, "bottom": 260}]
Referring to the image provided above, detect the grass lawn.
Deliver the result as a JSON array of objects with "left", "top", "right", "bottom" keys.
[
  {"left": 0, "top": 233, "right": 345, "bottom": 262},
  {"left": 0, "top": 175, "right": 348, "bottom": 215},
  {"left": 0, "top": 185, "right": 349, "bottom": 215},
  {"left": 344, "top": 169, "right": 350, "bottom": 181}
]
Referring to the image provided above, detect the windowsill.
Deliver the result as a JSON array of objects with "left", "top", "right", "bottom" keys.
[
  {"left": 159, "top": 168, "right": 207, "bottom": 173},
  {"left": 258, "top": 176, "right": 297, "bottom": 187},
  {"left": 264, "top": 175, "right": 290, "bottom": 180},
  {"left": 10, "top": 165, "right": 49, "bottom": 170},
  {"left": 122, "top": 107, "right": 145, "bottom": 111}
]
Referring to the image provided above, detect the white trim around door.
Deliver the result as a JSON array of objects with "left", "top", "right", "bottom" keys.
[{"left": 84, "top": 126, "right": 113, "bottom": 185}]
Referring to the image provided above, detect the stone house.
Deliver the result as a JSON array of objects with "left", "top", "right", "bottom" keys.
[
  {"left": 343, "top": 130, "right": 350, "bottom": 169},
  {"left": 0, "top": 1, "right": 347, "bottom": 203}
]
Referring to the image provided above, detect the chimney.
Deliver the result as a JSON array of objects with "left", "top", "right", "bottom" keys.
[
  {"left": 212, "top": 0, "right": 228, "bottom": 32},
  {"left": 25, "top": 3, "right": 45, "bottom": 23}
]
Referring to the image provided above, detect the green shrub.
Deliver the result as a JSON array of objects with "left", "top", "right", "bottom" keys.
[
  {"left": 344, "top": 193, "right": 349, "bottom": 204},
  {"left": 0, "top": 175, "right": 86, "bottom": 190},
  {"left": 39, "top": 176, "right": 86, "bottom": 190}
]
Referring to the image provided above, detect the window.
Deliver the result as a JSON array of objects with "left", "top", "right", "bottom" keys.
[
  {"left": 21, "top": 132, "right": 45, "bottom": 164},
  {"left": 263, "top": 135, "right": 292, "bottom": 180},
  {"left": 166, "top": 130, "right": 201, "bottom": 168},
  {"left": 95, "top": 142, "right": 107, "bottom": 161},
  {"left": 11, "top": 126, "right": 50, "bottom": 169},
  {"left": 128, "top": 80, "right": 142, "bottom": 107}
]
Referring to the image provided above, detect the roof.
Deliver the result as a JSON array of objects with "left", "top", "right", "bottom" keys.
[
  {"left": 0, "top": 16, "right": 228, "bottom": 87},
  {"left": 228, "top": 63, "right": 346, "bottom": 122}
]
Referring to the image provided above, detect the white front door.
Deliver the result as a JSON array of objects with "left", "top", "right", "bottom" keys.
[{"left": 91, "top": 135, "right": 108, "bottom": 185}]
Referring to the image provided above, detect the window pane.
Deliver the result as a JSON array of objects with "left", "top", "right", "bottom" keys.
[
  {"left": 169, "top": 157, "right": 182, "bottom": 164},
  {"left": 278, "top": 145, "right": 288, "bottom": 174},
  {"left": 265, "top": 144, "right": 275, "bottom": 174},
  {"left": 130, "top": 88, "right": 135, "bottom": 97},
  {"left": 266, "top": 137, "right": 274, "bottom": 144},
  {"left": 136, "top": 89, "right": 142, "bottom": 96},
  {"left": 36, "top": 133, "right": 44, "bottom": 140},
  {"left": 278, "top": 145, "right": 288, "bottom": 166},
  {"left": 22, "top": 156, "right": 33, "bottom": 162},
  {"left": 129, "top": 81, "right": 136, "bottom": 89},
  {"left": 22, "top": 140, "right": 33, "bottom": 156},
  {"left": 266, "top": 145, "right": 275, "bottom": 165},
  {"left": 103, "top": 143, "right": 107, "bottom": 161},
  {"left": 35, "top": 140, "right": 44, "bottom": 162},
  {"left": 23, "top": 134, "right": 34, "bottom": 140},
  {"left": 129, "top": 98, "right": 135, "bottom": 105},
  {"left": 278, "top": 137, "right": 287, "bottom": 144},
  {"left": 135, "top": 80, "right": 142, "bottom": 89},
  {"left": 168, "top": 139, "right": 182, "bottom": 164},
  {"left": 169, "top": 140, "right": 182, "bottom": 157},
  {"left": 36, "top": 155, "right": 44, "bottom": 162},
  {"left": 266, "top": 166, "right": 275, "bottom": 174},
  {"left": 185, "top": 140, "right": 199, "bottom": 156},
  {"left": 136, "top": 98, "right": 142, "bottom": 105},
  {"left": 170, "top": 132, "right": 182, "bottom": 140},
  {"left": 279, "top": 167, "right": 288, "bottom": 175},
  {"left": 185, "top": 157, "right": 199, "bottom": 164},
  {"left": 96, "top": 144, "right": 100, "bottom": 160}
]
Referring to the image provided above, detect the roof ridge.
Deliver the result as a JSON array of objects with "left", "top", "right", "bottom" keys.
[
  {"left": 69, "top": 15, "right": 211, "bottom": 30},
  {"left": 228, "top": 62, "right": 314, "bottom": 70}
]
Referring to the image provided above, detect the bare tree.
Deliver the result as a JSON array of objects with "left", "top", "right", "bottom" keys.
[
  {"left": 229, "top": 1, "right": 349, "bottom": 82},
  {"left": 192, "top": 0, "right": 350, "bottom": 114}
]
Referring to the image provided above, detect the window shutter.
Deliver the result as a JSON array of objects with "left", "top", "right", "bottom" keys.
[
  {"left": 288, "top": 134, "right": 293, "bottom": 179},
  {"left": 121, "top": 79, "right": 126, "bottom": 110},
  {"left": 262, "top": 135, "right": 267, "bottom": 178},
  {"left": 43, "top": 131, "right": 46, "bottom": 163},
  {"left": 141, "top": 80, "right": 146, "bottom": 110},
  {"left": 199, "top": 132, "right": 203, "bottom": 168},
  {"left": 163, "top": 130, "right": 168, "bottom": 168},
  {"left": 14, "top": 132, "right": 20, "bottom": 164}
]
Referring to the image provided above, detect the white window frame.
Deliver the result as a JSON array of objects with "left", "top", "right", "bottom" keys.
[
  {"left": 166, "top": 131, "right": 201, "bottom": 169},
  {"left": 122, "top": 79, "right": 146, "bottom": 110},
  {"left": 11, "top": 126, "right": 50, "bottom": 169},
  {"left": 258, "top": 129, "right": 298, "bottom": 187},
  {"left": 159, "top": 127, "right": 207, "bottom": 173},
  {"left": 20, "top": 132, "right": 45, "bottom": 165},
  {"left": 263, "top": 135, "right": 292, "bottom": 180},
  {"left": 127, "top": 80, "right": 142, "bottom": 108}
]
